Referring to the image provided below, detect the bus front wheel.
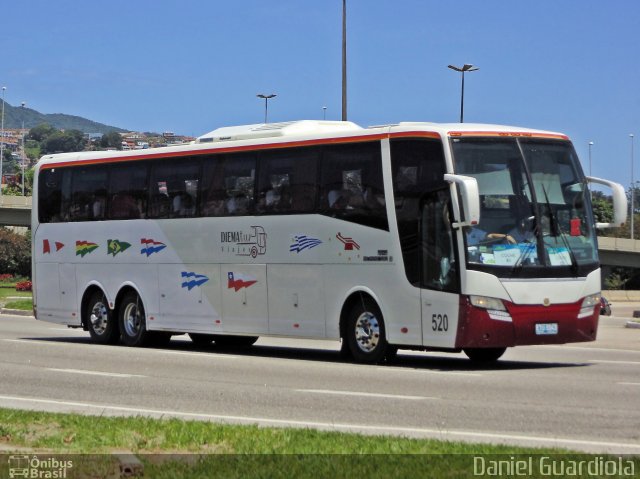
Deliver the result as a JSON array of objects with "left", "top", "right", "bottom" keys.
[
  {"left": 463, "top": 347, "right": 506, "bottom": 363},
  {"left": 119, "top": 291, "right": 149, "bottom": 347},
  {"left": 345, "top": 298, "right": 389, "bottom": 364},
  {"left": 86, "top": 292, "right": 119, "bottom": 345}
]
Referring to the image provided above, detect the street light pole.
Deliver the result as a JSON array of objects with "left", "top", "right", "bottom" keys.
[
  {"left": 342, "top": 0, "right": 347, "bottom": 121},
  {"left": 0, "top": 86, "right": 6, "bottom": 197},
  {"left": 588, "top": 141, "right": 594, "bottom": 177},
  {"left": 631, "top": 133, "right": 635, "bottom": 240},
  {"left": 256, "top": 94, "right": 276, "bottom": 124},
  {"left": 21, "top": 102, "right": 26, "bottom": 196},
  {"left": 447, "top": 64, "right": 479, "bottom": 123}
]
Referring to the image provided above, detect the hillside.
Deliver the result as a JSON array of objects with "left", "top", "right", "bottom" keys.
[{"left": 1, "top": 102, "right": 127, "bottom": 134}]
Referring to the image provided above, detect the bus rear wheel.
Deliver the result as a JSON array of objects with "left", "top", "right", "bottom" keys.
[
  {"left": 119, "top": 291, "right": 150, "bottom": 347},
  {"left": 345, "top": 298, "right": 389, "bottom": 364},
  {"left": 463, "top": 347, "right": 506, "bottom": 363},
  {"left": 86, "top": 292, "right": 119, "bottom": 345}
]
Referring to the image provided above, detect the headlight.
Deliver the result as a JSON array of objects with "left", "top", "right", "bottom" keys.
[
  {"left": 470, "top": 295, "right": 506, "bottom": 311},
  {"left": 469, "top": 295, "right": 512, "bottom": 322},
  {"left": 578, "top": 293, "right": 601, "bottom": 318}
]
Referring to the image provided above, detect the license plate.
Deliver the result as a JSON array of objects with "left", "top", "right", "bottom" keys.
[{"left": 535, "top": 323, "right": 558, "bottom": 335}]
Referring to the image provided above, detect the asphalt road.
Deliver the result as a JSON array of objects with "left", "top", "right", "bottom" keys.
[{"left": 0, "top": 308, "right": 639, "bottom": 454}]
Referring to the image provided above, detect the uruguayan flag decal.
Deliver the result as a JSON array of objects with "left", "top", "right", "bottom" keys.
[{"left": 289, "top": 235, "right": 322, "bottom": 254}]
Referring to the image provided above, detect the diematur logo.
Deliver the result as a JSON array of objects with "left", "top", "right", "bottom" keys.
[{"left": 8, "top": 455, "right": 73, "bottom": 478}]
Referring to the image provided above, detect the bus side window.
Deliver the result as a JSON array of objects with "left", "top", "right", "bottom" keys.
[
  {"left": 202, "top": 153, "right": 256, "bottom": 217},
  {"left": 69, "top": 166, "right": 109, "bottom": 222},
  {"left": 149, "top": 159, "right": 200, "bottom": 219},
  {"left": 38, "top": 168, "right": 66, "bottom": 223},
  {"left": 320, "top": 142, "right": 387, "bottom": 230},
  {"left": 257, "top": 147, "right": 319, "bottom": 214},
  {"left": 108, "top": 162, "right": 149, "bottom": 220}
]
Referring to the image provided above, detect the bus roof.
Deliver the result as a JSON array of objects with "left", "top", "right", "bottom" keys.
[{"left": 36, "top": 120, "right": 569, "bottom": 168}]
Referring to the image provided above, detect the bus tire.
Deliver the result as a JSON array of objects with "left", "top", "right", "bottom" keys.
[
  {"left": 189, "top": 333, "right": 216, "bottom": 346},
  {"left": 211, "top": 335, "right": 258, "bottom": 350},
  {"left": 345, "top": 298, "right": 389, "bottom": 364},
  {"left": 86, "top": 292, "right": 119, "bottom": 345},
  {"left": 119, "top": 291, "right": 149, "bottom": 347},
  {"left": 463, "top": 347, "right": 506, "bottom": 363}
]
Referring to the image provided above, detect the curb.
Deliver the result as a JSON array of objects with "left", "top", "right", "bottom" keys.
[
  {"left": 0, "top": 308, "right": 34, "bottom": 317},
  {"left": 625, "top": 321, "right": 640, "bottom": 329}
]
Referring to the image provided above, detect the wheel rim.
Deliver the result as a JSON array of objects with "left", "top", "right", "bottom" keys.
[
  {"left": 354, "top": 311, "right": 380, "bottom": 353},
  {"left": 90, "top": 301, "right": 109, "bottom": 335},
  {"left": 123, "top": 302, "right": 142, "bottom": 337}
]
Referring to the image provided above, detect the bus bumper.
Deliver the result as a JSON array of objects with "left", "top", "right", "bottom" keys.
[{"left": 455, "top": 297, "right": 599, "bottom": 348}]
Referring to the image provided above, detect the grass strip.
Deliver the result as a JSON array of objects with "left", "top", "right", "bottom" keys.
[
  {"left": 2, "top": 299, "right": 33, "bottom": 310},
  {"left": 1, "top": 408, "right": 637, "bottom": 478}
]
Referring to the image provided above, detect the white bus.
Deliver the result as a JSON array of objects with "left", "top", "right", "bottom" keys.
[{"left": 31, "top": 120, "right": 627, "bottom": 363}]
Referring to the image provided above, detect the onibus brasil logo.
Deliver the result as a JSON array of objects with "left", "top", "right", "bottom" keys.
[{"left": 8, "top": 455, "right": 73, "bottom": 478}]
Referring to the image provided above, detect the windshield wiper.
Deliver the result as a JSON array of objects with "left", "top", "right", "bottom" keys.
[
  {"left": 541, "top": 185, "right": 579, "bottom": 275},
  {"left": 508, "top": 216, "right": 537, "bottom": 276}
]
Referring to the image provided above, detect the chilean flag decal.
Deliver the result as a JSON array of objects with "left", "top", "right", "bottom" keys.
[{"left": 227, "top": 272, "right": 257, "bottom": 291}]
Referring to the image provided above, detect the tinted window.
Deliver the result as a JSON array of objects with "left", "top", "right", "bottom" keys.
[
  {"left": 320, "top": 142, "right": 387, "bottom": 230},
  {"left": 38, "top": 168, "right": 67, "bottom": 223},
  {"left": 257, "top": 147, "right": 319, "bottom": 214},
  {"left": 68, "top": 166, "right": 109, "bottom": 222},
  {"left": 390, "top": 138, "right": 447, "bottom": 285},
  {"left": 108, "top": 162, "right": 149, "bottom": 220},
  {"left": 201, "top": 153, "right": 256, "bottom": 216},
  {"left": 149, "top": 159, "right": 200, "bottom": 219}
]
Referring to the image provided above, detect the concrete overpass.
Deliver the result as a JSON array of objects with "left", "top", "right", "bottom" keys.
[
  {"left": 596, "top": 236, "right": 640, "bottom": 268},
  {"left": 0, "top": 195, "right": 31, "bottom": 227},
  {"left": 2, "top": 198, "right": 640, "bottom": 268}
]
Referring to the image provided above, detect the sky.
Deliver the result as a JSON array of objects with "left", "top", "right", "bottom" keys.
[{"left": 2, "top": 0, "right": 639, "bottom": 187}]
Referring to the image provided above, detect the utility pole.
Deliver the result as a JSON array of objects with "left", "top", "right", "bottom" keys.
[{"left": 342, "top": 0, "right": 347, "bottom": 121}]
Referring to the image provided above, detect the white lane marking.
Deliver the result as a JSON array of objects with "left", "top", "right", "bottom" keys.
[
  {"left": 589, "top": 359, "right": 640, "bottom": 365},
  {"left": 539, "top": 345, "right": 640, "bottom": 354},
  {"left": 0, "top": 394, "right": 638, "bottom": 453},
  {"left": 297, "top": 389, "right": 435, "bottom": 401},
  {"left": 618, "top": 382, "right": 640, "bottom": 386},
  {"left": 46, "top": 368, "right": 146, "bottom": 378},
  {"left": 1, "top": 338, "right": 240, "bottom": 360}
]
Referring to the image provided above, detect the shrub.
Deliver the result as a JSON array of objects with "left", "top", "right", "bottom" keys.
[
  {"left": 0, "top": 228, "right": 31, "bottom": 278},
  {"left": 15, "top": 280, "right": 32, "bottom": 292},
  {"left": 0, "top": 273, "right": 14, "bottom": 283}
]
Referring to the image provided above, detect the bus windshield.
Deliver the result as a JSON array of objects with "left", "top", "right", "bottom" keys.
[{"left": 451, "top": 137, "right": 597, "bottom": 278}]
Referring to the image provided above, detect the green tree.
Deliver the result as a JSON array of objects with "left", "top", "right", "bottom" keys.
[
  {"left": 41, "top": 129, "right": 86, "bottom": 154},
  {"left": 28, "top": 123, "right": 56, "bottom": 142},
  {"left": 591, "top": 190, "right": 614, "bottom": 224},
  {"left": 100, "top": 131, "right": 123, "bottom": 150}
]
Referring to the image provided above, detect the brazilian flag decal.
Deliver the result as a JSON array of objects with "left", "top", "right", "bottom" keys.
[
  {"left": 76, "top": 241, "right": 99, "bottom": 257},
  {"left": 108, "top": 239, "right": 132, "bottom": 257}
]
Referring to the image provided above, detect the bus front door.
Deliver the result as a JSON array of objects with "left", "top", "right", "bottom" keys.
[{"left": 420, "top": 190, "right": 460, "bottom": 349}]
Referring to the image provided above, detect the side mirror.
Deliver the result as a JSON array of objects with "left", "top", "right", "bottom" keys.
[
  {"left": 444, "top": 173, "right": 480, "bottom": 228},
  {"left": 586, "top": 176, "right": 627, "bottom": 228}
]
